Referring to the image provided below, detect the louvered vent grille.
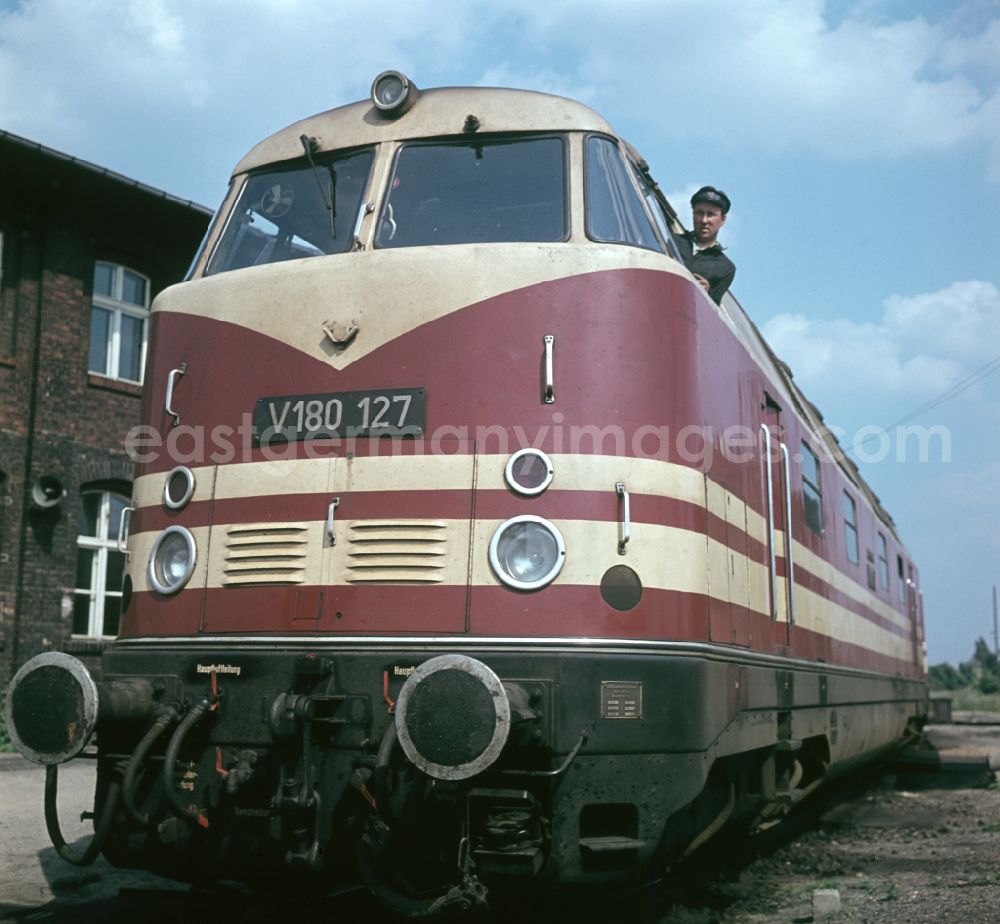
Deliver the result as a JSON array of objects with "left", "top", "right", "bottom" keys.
[
  {"left": 346, "top": 520, "right": 448, "bottom": 584},
  {"left": 223, "top": 523, "right": 309, "bottom": 586}
]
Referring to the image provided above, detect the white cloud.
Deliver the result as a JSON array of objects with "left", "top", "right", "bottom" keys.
[
  {"left": 451, "top": 0, "right": 1000, "bottom": 168},
  {"left": 762, "top": 279, "right": 1000, "bottom": 400},
  {"left": 938, "top": 18, "right": 1000, "bottom": 79},
  {"left": 884, "top": 281, "right": 1000, "bottom": 361},
  {"left": 1, "top": 0, "right": 998, "bottom": 198}
]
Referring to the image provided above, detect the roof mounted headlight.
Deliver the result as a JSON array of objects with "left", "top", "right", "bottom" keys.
[{"left": 371, "top": 70, "right": 418, "bottom": 117}]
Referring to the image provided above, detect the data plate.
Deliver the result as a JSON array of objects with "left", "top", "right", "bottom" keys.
[
  {"left": 253, "top": 387, "right": 425, "bottom": 442},
  {"left": 600, "top": 681, "right": 643, "bottom": 719}
]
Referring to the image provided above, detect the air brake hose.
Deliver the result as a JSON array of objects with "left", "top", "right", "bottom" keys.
[
  {"left": 121, "top": 706, "right": 178, "bottom": 827},
  {"left": 162, "top": 697, "right": 212, "bottom": 830},
  {"left": 372, "top": 719, "right": 398, "bottom": 822},
  {"left": 44, "top": 764, "right": 122, "bottom": 866},
  {"left": 357, "top": 834, "right": 455, "bottom": 918},
  {"left": 361, "top": 721, "right": 487, "bottom": 916}
]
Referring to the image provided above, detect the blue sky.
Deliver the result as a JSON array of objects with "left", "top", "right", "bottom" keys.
[{"left": 2, "top": 0, "right": 997, "bottom": 665}]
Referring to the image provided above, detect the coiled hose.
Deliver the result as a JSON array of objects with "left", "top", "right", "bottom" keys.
[
  {"left": 356, "top": 825, "right": 469, "bottom": 918},
  {"left": 359, "top": 721, "right": 487, "bottom": 916},
  {"left": 121, "top": 706, "right": 178, "bottom": 827},
  {"left": 372, "top": 719, "right": 398, "bottom": 823},
  {"left": 44, "top": 764, "right": 122, "bottom": 866},
  {"left": 162, "top": 697, "right": 212, "bottom": 830}
]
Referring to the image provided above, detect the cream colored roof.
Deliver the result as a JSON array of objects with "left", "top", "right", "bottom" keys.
[{"left": 234, "top": 85, "right": 615, "bottom": 176}]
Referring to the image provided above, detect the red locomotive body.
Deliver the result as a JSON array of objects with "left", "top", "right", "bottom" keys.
[{"left": 6, "top": 73, "right": 926, "bottom": 913}]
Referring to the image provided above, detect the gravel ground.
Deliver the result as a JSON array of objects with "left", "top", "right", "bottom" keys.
[
  {"left": 673, "top": 717, "right": 1000, "bottom": 924},
  {"left": 1, "top": 719, "right": 997, "bottom": 922},
  {"left": 712, "top": 774, "right": 1000, "bottom": 923}
]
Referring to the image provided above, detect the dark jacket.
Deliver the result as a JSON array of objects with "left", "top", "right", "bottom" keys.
[{"left": 675, "top": 231, "right": 735, "bottom": 305}]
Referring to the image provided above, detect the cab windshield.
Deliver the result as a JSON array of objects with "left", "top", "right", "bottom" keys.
[
  {"left": 205, "top": 147, "right": 374, "bottom": 275},
  {"left": 375, "top": 136, "right": 567, "bottom": 248}
]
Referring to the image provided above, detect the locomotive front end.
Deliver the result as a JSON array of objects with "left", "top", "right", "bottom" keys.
[
  {"left": 7, "top": 72, "right": 928, "bottom": 914},
  {"left": 5, "top": 75, "right": 706, "bottom": 909}
]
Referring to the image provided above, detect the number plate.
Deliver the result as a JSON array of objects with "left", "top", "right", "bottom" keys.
[{"left": 253, "top": 388, "right": 425, "bottom": 442}]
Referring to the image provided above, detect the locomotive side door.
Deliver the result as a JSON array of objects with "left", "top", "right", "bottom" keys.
[
  {"left": 761, "top": 395, "right": 792, "bottom": 648},
  {"left": 706, "top": 477, "right": 752, "bottom": 647},
  {"left": 907, "top": 566, "right": 923, "bottom": 670}
]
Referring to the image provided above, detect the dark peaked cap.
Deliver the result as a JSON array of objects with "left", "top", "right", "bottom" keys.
[{"left": 690, "top": 186, "right": 731, "bottom": 214}]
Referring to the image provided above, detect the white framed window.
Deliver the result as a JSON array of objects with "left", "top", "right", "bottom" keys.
[
  {"left": 73, "top": 488, "right": 130, "bottom": 638},
  {"left": 800, "top": 441, "right": 824, "bottom": 534},
  {"left": 89, "top": 261, "right": 149, "bottom": 383}
]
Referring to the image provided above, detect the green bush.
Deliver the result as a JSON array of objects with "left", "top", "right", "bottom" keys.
[
  {"left": 930, "top": 637, "right": 1000, "bottom": 704},
  {"left": 0, "top": 710, "right": 13, "bottom": 753},
  {"left": 950, "top": 687, "right": 1000, "bottom": 712}
]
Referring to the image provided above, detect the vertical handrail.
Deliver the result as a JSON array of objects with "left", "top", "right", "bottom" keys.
[
  {"left": 543, "top": 335, "right": 555, "bottom": 404},
  {"left": 165, "top": 362, "right": 187, "bottom": 427},
  {"left": 760, "top": 425, "right": 777, "bottom": 622},
  {"left": 117, "top": 505, "right": 136, "bottom": 557},
  {"left": 327, "top": 497, "right": 341, "bottom": 545},
  {"left": 779, "top": 441, "right": 796, "bottom": 626},
  {"left": 615, "top": 482, "right": 630, "bottom": 555}
]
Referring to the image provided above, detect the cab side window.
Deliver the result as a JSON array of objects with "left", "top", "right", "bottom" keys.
[{"left": 585, "top": 136, "right": 660, "bottom": 251}]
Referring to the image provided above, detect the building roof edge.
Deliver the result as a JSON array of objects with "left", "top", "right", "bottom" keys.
[{"left": 0, "top": 128, "right": 213, "bottom": 217}]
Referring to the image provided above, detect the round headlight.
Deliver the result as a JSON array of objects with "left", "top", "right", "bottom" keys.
[
  {"left": 371, "top": 70, "right": 417, "bottom": 115},
  {"left": 148, "top": 526, "right": 196, "bottom": 595},
  {"left": 489, "top": 515, "right": 565, "bottom": 591},
  {"left": 163, "top": 465, "right": 195, "bottom": 510},
  {"left": 504, "top": 449, "right": 554, "bottom": 496}
]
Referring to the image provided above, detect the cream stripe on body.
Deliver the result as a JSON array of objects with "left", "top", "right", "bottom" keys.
[
  {"left": 129, "top": 515, "right": 913, "bottom": 663},
  {"left": 131, "top": 454, "right": 914, "bottom": 663},
  {"left": 134, "top": 452, "right": 910, "bottom": 631}
]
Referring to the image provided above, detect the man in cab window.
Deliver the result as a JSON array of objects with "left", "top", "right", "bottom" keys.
[{"left": 676, "top": 186, "right": 735, "bottom": 304}]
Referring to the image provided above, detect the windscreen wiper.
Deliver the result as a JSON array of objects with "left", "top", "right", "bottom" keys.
[{"left": 300, "top": 134, "right": 336, "bottom": 239}]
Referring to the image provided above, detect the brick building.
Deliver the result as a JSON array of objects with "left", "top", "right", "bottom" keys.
[{"left": 0, "top": 130, "right": 211, "bottom": 687}]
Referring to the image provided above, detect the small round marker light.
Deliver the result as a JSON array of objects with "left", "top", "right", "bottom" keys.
[
  {"left": 504, "top": 449, "right": 554, "bottom": 496},
  {"left": 163, "top": 465, "right": 195, "bottom": 510}
]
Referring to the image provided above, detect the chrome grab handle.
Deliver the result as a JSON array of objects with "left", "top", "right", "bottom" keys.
[
  {"left": 779, "top": 441, "right": 796, "bottom": 625},
  {"left": 760, "top": 425, "right": 777, "bottom": 621},
  {"left": 165, "top": 362, "right": 187, "bottom": 427},
  {"left": 383, "top": 202, "right": 397, "bottom": 241},
  {"left": 616, "top": 482, "right": 630, "bottom": 555},
  {"left": 352, "top": 201, "right": 374, "bottom": 250},
  {"left": 326, "top": 497, "right": 340, "bottom": 545},
  {"left": 543, "top": 334, "right": 555, "bottom": 404},
  {"left": 117, "top": 505, "right": 136, "bottom": 556}
]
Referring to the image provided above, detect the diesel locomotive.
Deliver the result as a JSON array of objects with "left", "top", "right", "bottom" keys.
[{"left": 5, "top": 72, "right": 928, "bottom": 914}]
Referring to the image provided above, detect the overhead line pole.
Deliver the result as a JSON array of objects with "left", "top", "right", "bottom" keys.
[{"left": 994, "top": 585, "right": 998, "bottom": 660}]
